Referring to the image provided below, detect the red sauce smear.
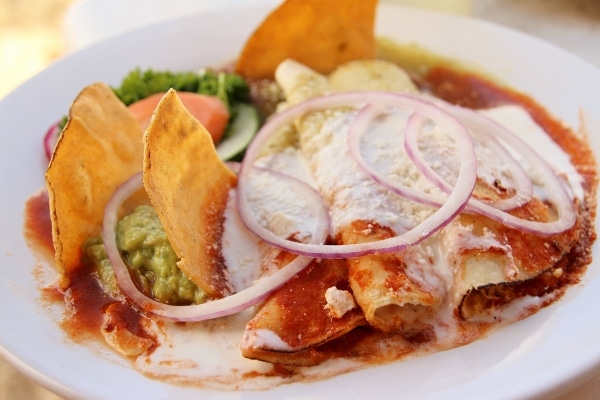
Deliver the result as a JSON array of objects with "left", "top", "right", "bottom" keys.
[
  {"left": 23, "top": 190, "right": 53, "bottom": 262},
  {"left": 24, "top": 191, "right": 155, "bottom": 350}
]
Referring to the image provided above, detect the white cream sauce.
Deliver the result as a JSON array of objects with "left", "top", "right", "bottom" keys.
[
  {"left": 221, "top": 190, "right": 262, "bottom": 292},
  {"left": 131, "top": 310, "right": 369, "bottom": 390},
  {"left": 481, "top": 105, "right": 584, "bottom": 200}
]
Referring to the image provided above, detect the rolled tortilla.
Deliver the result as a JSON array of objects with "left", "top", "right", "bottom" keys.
[
  {"left": 241, "top": 257, "right": 366, "bottom": 366},
  {"left": 274, "top": 59, "right": 445, "bottom": 332},
  {"left": 444, "top": 198, "right": 584, "bottom": 322}
]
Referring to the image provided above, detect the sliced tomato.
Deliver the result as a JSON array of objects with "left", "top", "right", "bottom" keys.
[{"left": 128, "top": 92, "right": 230, "bottom": 144}]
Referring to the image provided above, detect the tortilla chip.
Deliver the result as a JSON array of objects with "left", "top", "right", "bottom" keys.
[
  {"left": 143, "top": 89, "right": 237, "bottom": 298},
  {"left": 236, "top": 0, "right": 378, "bottom": 79},
  {"left": 46, "top": 83, "right": 143, "bottom": 280}
]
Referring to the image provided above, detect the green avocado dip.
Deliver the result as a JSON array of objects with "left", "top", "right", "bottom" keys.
[{"left": 84, "top": 205, "right": 207, "bottom": 305}]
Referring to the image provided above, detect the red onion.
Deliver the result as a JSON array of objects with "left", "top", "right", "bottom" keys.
[
  {"left": 347, "top": 94, "right": 574, "bottom": 236},
  {"left": 445, "top": 104, "right": 534, "bottom": 210},
  {"left": 406, "top": 105, "right": 576, "bottom": 235},
  {"left": 348, "top": 104, "right": 444, "bottom": 208},
  {"left": 237, "top": 91, "right": 478, "bottom": 258},
  {"left": 44, "top": 121, "right": 61, "bottom": 162},
  {"left": 351, "top": 101, "right": 533, "bottom": 212},
  {"left": 102, "top": 173, "right": 316, "bottom": 322},
  {"left": 243, "top": 165, "right": 331, "bottom": 247}
]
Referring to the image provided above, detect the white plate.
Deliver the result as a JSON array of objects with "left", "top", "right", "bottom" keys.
[{"left": 1, "top": 3, "right": 600, "bottom": 399}]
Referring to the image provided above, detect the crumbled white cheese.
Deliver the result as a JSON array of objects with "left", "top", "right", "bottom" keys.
[{"left": 324, "top": 286, "right": 356, "bottom": 318}]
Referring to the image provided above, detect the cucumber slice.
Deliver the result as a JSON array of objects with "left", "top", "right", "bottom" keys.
[{"left": 216, "top": 103, "right": 260, "bottom": 161}]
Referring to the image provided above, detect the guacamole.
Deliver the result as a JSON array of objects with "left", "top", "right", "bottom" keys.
[{"left": 85, "top": 205, "right": 206, "bottom": 305}]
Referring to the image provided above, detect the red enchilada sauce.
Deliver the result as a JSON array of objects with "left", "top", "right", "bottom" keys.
[
  {"left": 24, "top": 191, "right": 156, "bottom": 350},
  {"left": 24, "top": 63, "right": 597, "bottom": 382}
]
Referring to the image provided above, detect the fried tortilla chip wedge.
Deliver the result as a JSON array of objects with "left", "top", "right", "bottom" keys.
[
  {"left": 235, "top": 0, "right": 378, "bottom": 79},
  {"left": 46, "top": 83, "right": 143, "bottom": 284},
  {"left": 143, "top": 89, "right": 237, "bottom": 298}
]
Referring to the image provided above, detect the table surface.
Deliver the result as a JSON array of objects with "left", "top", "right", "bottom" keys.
[{"left": 0, "top": 0, "right": 599, "bottom": 398}]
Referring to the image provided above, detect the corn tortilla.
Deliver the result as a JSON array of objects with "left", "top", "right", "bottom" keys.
[
  {"left": 46, "top": 82, "right": 144, "bottom": 284},
  {"left": 236, "top": 0, "right": 378, "bottom": 79},
  {"left": 143, "top": 89, "right": 237, "bottom": 298}
]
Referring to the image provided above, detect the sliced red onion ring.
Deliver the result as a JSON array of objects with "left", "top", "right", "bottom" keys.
[
  {"left": 44, "top": 122, "right": 61, "bottom": 162},
  {"left": 347, "top": 104, "right": 444, "bottom": 208},
  {"left": 244, "top": 165, "right": 331, "bottom": 245},
  {"left": 444, "top": 103, "right": 533, "bottom": 210},
  {"left": 350, "top": 102, "right": 533, "bottom": 211},
  {"left": 237, "top": 91, "right": 478, "bottom": 258},
  {"left": 102, "top": 173, "right": 316, "bottom": 322},
  {"left": 404, "top": 107, "right": 576, "bottom": 235}
]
